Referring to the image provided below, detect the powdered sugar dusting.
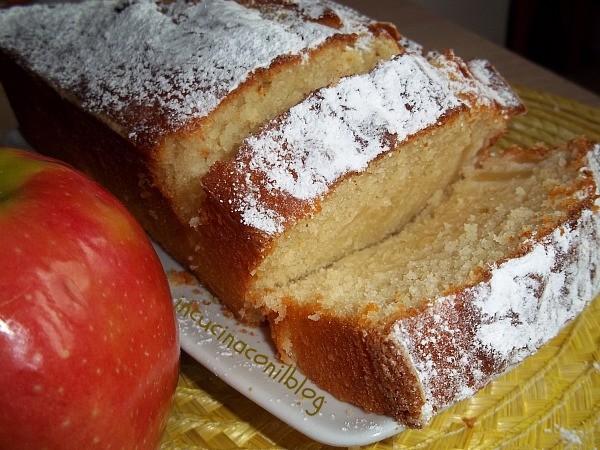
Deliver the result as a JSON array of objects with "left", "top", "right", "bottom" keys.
[
  {"left": 239, "top": 182, "right": 285, "bottom": 235},
  {"left": 248, "top": 54, "right": 460, "bottom": 200},
  {"left": 391, "top": 144, "right": 600, "bottom": 422},
  {"left": 0, "top": 0, "right": 371, "bottom": 144},
  {"left": 428, "top": 52, "right": 522, "bottom": 113},
  {"left": 474, "top": 229, "right": 576, "bottom": 360},
  {"left": 467, "top": 59, "right": 522, "bottom": 111},
  {"left": 299, "top": 5, "right": 328, "bottom": 19},
  {"left": 295, "top": 0, "right": 331, "bottom": 19},
  {"left": 398, "top": 36, "right": 423, "bottom": 55},
  {"left": 587, "top": 144, "right": 600, "bottom": 196},
  {"left": 232, "top": 53, "right": 463, "bottom": 233}
]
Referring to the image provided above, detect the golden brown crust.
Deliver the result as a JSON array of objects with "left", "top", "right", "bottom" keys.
[
  {"left": 272, "top": 286, "right": 509, "bottom": 425},
  {"left": 369, "top": 22, "right": 402, "bottom": 41},
  {"left": 269, "top": 305, "right": 427, "bottom": 427}
]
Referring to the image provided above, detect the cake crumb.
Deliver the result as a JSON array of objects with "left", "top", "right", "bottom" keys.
[
  {"left": 167, "top": 270, "right": 197, "bottom": 286},
  {"left": 463, "top": 223, "right": 478, "bottom": 241}
]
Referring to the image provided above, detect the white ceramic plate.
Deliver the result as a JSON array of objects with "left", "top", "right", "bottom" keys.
[
  {"left": 157, "top": 245, "right": 403, "bottom": 447},
  {"left": 2, "top": 130, "right": 402, "bottom": 447}
]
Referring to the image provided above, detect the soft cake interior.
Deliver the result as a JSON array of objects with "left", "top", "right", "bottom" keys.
[
  {"left": 156, "top": 36, "right": 400, "bottom": 220},
  {"left": 252, "top": 109, "right": 508, "bottom": 293},
  {"left": 263, "top": 144, "right": 587, "bottom": 320}
]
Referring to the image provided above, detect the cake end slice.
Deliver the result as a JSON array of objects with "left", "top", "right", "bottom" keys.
[{"left": 267, "top": 138, "right": 600, "bottom": 426}]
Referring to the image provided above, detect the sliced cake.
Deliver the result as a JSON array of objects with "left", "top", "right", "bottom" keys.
[
  {"left": 201, "top": 50, "right": 524, "bottom": 317},
  {"left": 0, "top": 0, "right": 524, "bottom": 322}
]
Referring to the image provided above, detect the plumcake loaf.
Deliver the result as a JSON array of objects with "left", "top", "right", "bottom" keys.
[
  {"left": 265, "top": 139, "right": 600, "bottom": 426},
  {"left": 0, "top": 0, "right": 524, "bottom": 321}
]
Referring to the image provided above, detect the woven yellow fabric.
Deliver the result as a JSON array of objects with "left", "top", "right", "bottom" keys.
[{"left": 160, "top": 88, "right": 600, "bottom": 450}]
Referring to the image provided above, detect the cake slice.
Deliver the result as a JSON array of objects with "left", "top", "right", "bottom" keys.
[
  {"left": 201, "top": 50, "right": 524, "bottom": 317},
  {"left": 264, "top": 138, "right": 600, "bottom": 426}
]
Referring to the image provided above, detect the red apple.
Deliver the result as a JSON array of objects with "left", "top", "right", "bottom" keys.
[{"left": 0, "top": 148, "right": 179, "bottom": 450}]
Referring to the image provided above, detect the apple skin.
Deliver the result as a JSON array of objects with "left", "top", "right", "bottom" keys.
[{"left": 0, "top": 148, "right": 179, "bottom": 450}]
